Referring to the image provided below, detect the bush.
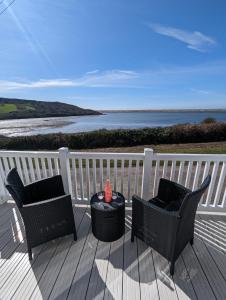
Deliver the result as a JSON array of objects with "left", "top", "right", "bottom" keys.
[
  {"left": 201, "top": 117, "right": 217, "bottom": 124},
  {"left": 0, "top": 122, "right": 226, "bottom": 150}
]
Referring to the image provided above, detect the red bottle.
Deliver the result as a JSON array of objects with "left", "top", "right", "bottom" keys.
[{"left": 104, "top": 179, "right": 112, "bottom": 203}]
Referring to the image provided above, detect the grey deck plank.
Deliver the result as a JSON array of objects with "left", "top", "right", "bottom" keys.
[
  {"left": 123, "top": 211, "right": 140, "bottom": 300},
  {"left": 0, "top": 242, "right": 27, "bottom": 288},
  {"left": 192, "top": 236, "right": 226, "bottom": 299},
  {"left": 182, "top": 243, "right": 216, "bottom": 300},
  {"left": 86, "top": 240, "right": 111, "bottom": 300},
  {"left": 196, "top": 215, "right": 226, "bottom": 280},
  {"left": 29, "top": 206, "right": 86, "bottom": 300},
  {"left": 173, "top": 256, "right": 197, "bottom": 300},
  {"left": 104, "top": 234, "right": 124, "bottom": 300},
  {"left": 11, "top": 241, "right": 60, "bottom": 300},
  {"left": 195, "top": 215, "right": 225, "bottom": 253},
  {"left": 152, "top": 249, "right": 178, "bottom": 300},
  {"left": 30, "top": 237, "right": 74, "bottom": 300},
  {"left": 67, "top": 225, "right": 99, "bottom": 299},
  {"left": 1, "top": 244, "right": 44, "bottom": 299},
  {"left": 4, "top": 206, "right": 85, "bottom": 299},
  {"left": 137, "top": 239, "right": 159, "bottom": 300},
  {"left": 48, "top": 207, "right": 91, "bottom": 300},
  {"left": 7, "top": 205, "right": 85, "bottom": 300},
  {"left": 0, "top": 202, "right": 13, "bottom": 218}
]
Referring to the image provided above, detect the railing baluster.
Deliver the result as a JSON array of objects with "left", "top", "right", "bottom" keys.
[
  {"left": 170, "top": 160, "right": 176, "bottom": 181},
  {"left": 185, "top": 161, "right": 193, "bottom": 188},
  {"left": 54, "top": 158, "right": 60, "bottom": 175},
  {"left": 134, "top": 160, "right": 139, "bottom": 195},
  {"left": 92, "top": 159, "right": 97, "bottom": 194},
  {"left": 72, "top": 158, "right": 78, "bottom": 200},
  {"left": 178, "top": 161, "right": 185, "bottom": 184},
  {"left": 213, "top": 162, "right": 226, "bottom": 207},
  {"left": 100, "top": 159, "right": 103, "bottom": 191},
  {"left": 78, "top": 158, "right": 84, "bottom": 200},
  {"left": 222, "top": 188, "right": 226, "bottom": 208},
  {"left": 47, "top": 158, "right": 53, "bottom": 177},
  {"left": 153, "top": 160, "right": 160, "bottom": 196},
  {"left": 193, "top": 161, "right": 202, "bottom": 190},
  {"left": 40, "top": 158, "right": 47, "bottom": 178},
  {"left": 162, "top": 160, "right": 168, "bottom": 178},
  {"left": 86, "top": 159, "right": 90, "bottom": 200},
  {"left": 113, "top": 159, "right": 117, "bottom": 191},
  {"left": 28, "top": 157, "right": 35, "bottom": 182},
  {"left": 128, "top": 159, "right": 132, "bottom": 202},
  {"left": 0, "top": 158, "right": 8, "bottom": 197},
  {"left": 205, "top": 161, "right": 219, "bottom": 207},
  {"left": 107, "top": 159, "right": 110, "bottom": 180},
  {"left": 200, "top": 161, "right": 211, "bottom": 205},
  {"left": 34, "top": 158, "right": 41, "bottom": 180},
  {"left": 2, "top": 157, "right": 10, "bottom": 174},
  {"left": 8, "top": 157, "right": 15, "bottom": 169},
  {"left": 14, "top": 156, "right": 23, "bottom": 179},
  {"left": 121, "top": 159, "right": 124, "bottom": 194},
  {"left": 21, "top": 157, "right": 29, "bottom": 184}
]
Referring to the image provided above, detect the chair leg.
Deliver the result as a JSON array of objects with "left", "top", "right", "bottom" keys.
[
  {"left": 28, "top": 247, "right": 32, "bottom": 260},
  {"left": 170, "top": 261, "right": 175, "bottom": 276},
  {"left": 73, "top": 229, "right": 77, "bottom": 241},
  {"left": 190, "top": 237, "right": 194, "bottom": 246},
  {"left": 131, "top": 229, "right": 134, "bottom": 242}
]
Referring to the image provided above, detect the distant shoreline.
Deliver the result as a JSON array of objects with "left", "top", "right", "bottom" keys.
[{"left": 99, "top": 109, "right": 226, "bottom": 113}]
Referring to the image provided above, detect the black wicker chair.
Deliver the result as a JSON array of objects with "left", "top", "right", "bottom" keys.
[
  {"left": 131, "top": 175, "right": 211, "bottom": 276},
  {"left": 5, "top": 168, "right": 77, "bottom": 260}
]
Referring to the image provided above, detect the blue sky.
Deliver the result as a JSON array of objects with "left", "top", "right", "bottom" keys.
[{"left": 0, "top": 0, "right": 226, "bottom": 110}]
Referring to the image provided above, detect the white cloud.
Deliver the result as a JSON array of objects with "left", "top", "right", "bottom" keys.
[
  {"left": 0, "top": 70, "right": 139, "bottom": 91},
  {"left": 1, "top": 61, "right": 226, "bottom": 92},
  {"left": 148, "top": 23, "right": 217, "bottom": 52},
  {"left": 190, "top": 88, "right": 210, "bottom": 94}
]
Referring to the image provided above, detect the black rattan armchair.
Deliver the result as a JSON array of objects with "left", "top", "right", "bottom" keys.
[
  {"left": 5, "top": 168, "right": 77, "bottom": 260},
  {"left": 131, "top": 175, "right": 211, "bottom": 276}
]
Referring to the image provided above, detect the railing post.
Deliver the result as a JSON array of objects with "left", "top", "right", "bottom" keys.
[
  {"left": 59, "top": 147, "right": 71, "bottom": 195},
  {"left": 141, "top": 148, "right": 154, "bottom": 200}
]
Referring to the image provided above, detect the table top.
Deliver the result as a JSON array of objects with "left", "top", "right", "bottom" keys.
[{"left": 90, "top": 191, "right": 125, "bottom": 211}]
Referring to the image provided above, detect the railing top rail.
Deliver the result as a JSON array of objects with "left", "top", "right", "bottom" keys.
[
  {"left": 69, "top": 151, "right": 144, "bottom": 160},
  {"left": 154, "top": 153, "right": 226, "bottom": 162},
  {"left": 0, "top": 150, "right": 59, "bottom": 158}
]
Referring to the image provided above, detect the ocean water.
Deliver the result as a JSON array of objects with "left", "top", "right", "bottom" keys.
[{"left": 1, "top": 111, "right": 226, "bottom": 137}]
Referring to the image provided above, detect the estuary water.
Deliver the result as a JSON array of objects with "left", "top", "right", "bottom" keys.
[{"left": 1, "top": 111, "right": 226, "bottom": 137}]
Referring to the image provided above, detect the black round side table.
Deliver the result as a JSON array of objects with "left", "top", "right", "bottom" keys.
[{"left": 90, "top": 192, "right": 125, "bottom": 242}]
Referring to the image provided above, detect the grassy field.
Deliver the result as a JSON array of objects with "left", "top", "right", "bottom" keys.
[
  {"left": 76, "top": 141, "right": 226, "bottom": 154},
  {"left": 0, "top": 104, "right": 17, "bottom": 113}
]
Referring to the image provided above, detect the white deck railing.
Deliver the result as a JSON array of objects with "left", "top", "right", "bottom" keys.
[{"left": 0, "top": 148, "right": 225, "bottom": 213}]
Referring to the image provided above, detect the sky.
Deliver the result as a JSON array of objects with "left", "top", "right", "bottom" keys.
[{"left": 0, "top": 0, "right": 226, "bottom": 110}]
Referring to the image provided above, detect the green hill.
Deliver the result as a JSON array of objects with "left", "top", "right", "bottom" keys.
[{"left": 0, "top": 98, "right": 101, "bottom": 120}]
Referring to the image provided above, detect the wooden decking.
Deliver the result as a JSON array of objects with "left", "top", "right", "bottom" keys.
[{"left": 0, "top": 202, "right": 225, "bottom": 300}]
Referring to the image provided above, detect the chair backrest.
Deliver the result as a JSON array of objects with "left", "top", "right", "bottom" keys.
[
  {"left": 179, "top": 175, "right": 211, "bottom": 219},
  {"left": 5, "top": 168, "right": 26, "bottom": 208}
]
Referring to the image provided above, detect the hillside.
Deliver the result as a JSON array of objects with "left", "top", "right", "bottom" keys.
[{"left": 0, "top": 98, "right": 101, "bottom": 120}]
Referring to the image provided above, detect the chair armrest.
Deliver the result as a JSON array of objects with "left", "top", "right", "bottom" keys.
[
  {"left": 157, "top": 178, "right": 190, "bottom": 204},
  {"left": 23, "top": 194, "right": 70, "bottom": 207},
  {"left": 24, "top": 175, "right": 65, "bottom": 203},
  {"left": 132, "top": 194, "right": 180, "bottom": 259},
  {"left": 132, "top": 194, "right": 180, "bottom": 219}
]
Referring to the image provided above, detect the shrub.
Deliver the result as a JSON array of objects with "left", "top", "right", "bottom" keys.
[
  {"left": 201, "top": 117, "right": 217, "bottom": 124},
  {"left": 0, "top": 122, "right": 226, "bottom": 150}
]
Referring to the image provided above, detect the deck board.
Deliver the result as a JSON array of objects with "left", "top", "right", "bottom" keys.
[{"left": 0, "top": 202, "right": 225, "bottom": 300}]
